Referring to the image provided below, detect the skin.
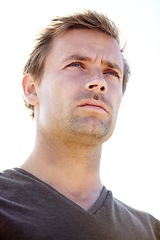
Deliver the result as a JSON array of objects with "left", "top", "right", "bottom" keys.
[{"left": 22, "top": 29, "right": 124, "bottom": 210}]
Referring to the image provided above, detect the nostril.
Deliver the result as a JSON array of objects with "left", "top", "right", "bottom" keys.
[
  {"left": 89, "top": 84, "right": 98, "bottom": 89},
  {"left": 86, "top": 83, "right": 107, "bottom": 93},
  {"left": 100, "top": 86, "right": 105, "bottom": 92}
]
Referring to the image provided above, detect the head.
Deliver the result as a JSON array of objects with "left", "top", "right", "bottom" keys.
[{"left": 23, "top": 10, "right": 130, "bottom": 118}]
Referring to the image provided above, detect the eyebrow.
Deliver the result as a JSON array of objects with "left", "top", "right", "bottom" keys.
[
  {"left": 63, "top": 54, "right": 91, "bottom": 63},
  {"left": 104, "top": 61, "right": 123, "bottom": 75},
  {"left": 63, "top": 54, "right": 123, "bottom": 75}
]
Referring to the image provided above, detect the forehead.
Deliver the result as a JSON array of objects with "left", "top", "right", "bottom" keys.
[{"left": 48, "top": 29, "right": 123, "bottom": 69}]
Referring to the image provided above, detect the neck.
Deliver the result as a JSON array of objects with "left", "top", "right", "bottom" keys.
[{"left": 21, "top": 132, "right": 103, "bottom": 210}]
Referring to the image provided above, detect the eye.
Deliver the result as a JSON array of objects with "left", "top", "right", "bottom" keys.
[
  {"left": 70, "top": 62, "right": 80, "bottom": 67},
  {"left": 68, "top": 62, "right": 84, "bottom": 68},
  {"left": 104, "top": 69, "right": 120, "bottom": 79}
]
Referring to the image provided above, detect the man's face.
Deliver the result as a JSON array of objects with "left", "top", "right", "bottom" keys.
[{"left": 35, "top": 29, "right": 124, "bottom": 145}]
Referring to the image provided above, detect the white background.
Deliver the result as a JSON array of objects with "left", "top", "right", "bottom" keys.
[{"left": 0, "top": 0, "right": 159, "bottom": 220}]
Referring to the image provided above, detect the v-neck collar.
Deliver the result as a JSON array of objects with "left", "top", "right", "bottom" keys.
[{"left": 14, "top": 167, "right": 109, "bottom": 215}]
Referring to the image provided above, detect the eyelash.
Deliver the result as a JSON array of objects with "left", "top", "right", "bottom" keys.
[{"left": 67, "top": 62, "right": 120, "bottom": 79}]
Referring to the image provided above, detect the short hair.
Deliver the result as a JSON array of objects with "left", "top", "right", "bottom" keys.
[{"left": 23, "top": 10, "right": 130, "bottom": 118}]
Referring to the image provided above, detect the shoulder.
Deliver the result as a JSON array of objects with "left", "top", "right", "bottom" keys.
[
  {"left": 104, "top": 189, "right": 160, "bottom": 235},
  {"left": 0, "top": 168, "right": 20, "bottom": 185},
  {"left": 0, "top": 168, "right": 29, "bottom": 199},
  {"left": 0, "top": 168, "right": 30, "bottom": 186},
  {"left": 0, "top": 167, "right": 42, "bottom": 186},
  {"left": 0, "top": 168, "right": 44, "bottom": 200}
]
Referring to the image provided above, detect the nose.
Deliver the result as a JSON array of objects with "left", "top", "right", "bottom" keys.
[{"left": 85, "top": 73, "right": 107, "bottom": 94}]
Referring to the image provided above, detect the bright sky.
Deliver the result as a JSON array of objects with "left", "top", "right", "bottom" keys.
[{"left": 0, "top": 0, "right": 160, "bottom": 220}]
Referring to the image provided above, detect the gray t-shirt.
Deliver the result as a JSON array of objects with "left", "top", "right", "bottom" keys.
[{"left": 0, "top": 168, "right": 160, "bottom": 239}]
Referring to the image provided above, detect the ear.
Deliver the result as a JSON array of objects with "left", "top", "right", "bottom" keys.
[{"left": 22, "top": 74, "right": 39, "bottom": 106}]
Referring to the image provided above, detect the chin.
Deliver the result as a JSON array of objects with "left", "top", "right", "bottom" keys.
[{"left": 71, "top": 122, "right": 113, "bottom": 144}]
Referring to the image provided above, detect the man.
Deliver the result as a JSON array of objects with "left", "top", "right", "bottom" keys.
[{"left": 0, "top": 10, "right": 159, "bottom": 239}]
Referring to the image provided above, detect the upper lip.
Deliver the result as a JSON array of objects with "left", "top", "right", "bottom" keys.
[{"left": 78, "top": 99, "right": 109, "bottom": 113}]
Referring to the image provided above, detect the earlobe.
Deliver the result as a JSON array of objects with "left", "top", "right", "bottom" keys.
[{"left": 22, "top": 74, "right": 38, "bottom": 106}]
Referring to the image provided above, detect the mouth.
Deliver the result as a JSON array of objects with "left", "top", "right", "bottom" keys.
[{"left": 78, "top": 100, "right": 109, "bottom": 113}]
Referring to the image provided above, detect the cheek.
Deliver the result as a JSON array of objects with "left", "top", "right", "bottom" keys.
[
  {"left": 114, "top": 93, "right": 122, "bottom": 111},
  {"left": 36, "top": 84, "right": 56, "bottom": 121},
  {"left": 108, "top": 81, "right": 123, "bottom": 102},
  {"left": 107, "top": 86, "right": 123, "bottom": 119}
]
